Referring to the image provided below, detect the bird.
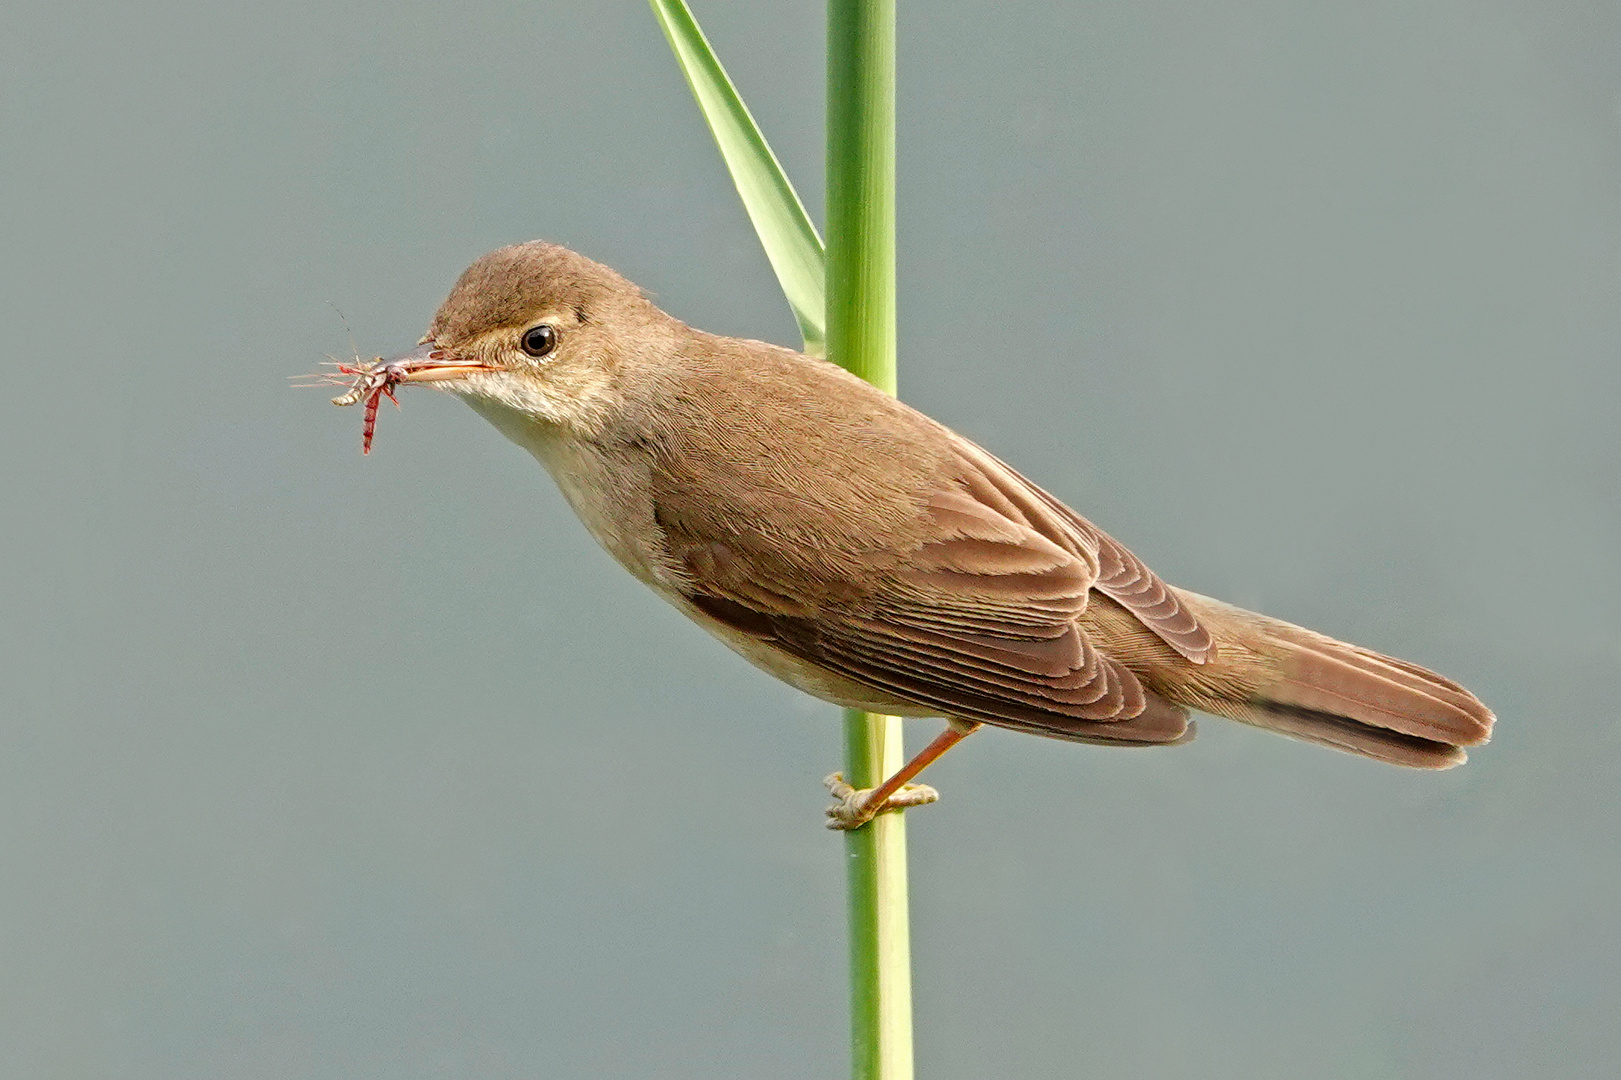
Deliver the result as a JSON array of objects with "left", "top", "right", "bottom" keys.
[{"left": 332, "top": 240, "right": 1494, "bottom": 828}]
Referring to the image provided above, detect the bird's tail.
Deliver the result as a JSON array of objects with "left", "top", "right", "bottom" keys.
[{"left": 1178, "top": 593, "right": 1494, "bottom": 768}]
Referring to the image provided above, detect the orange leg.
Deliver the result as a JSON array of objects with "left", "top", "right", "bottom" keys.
[{"left": 824, "top": 719, "right": 982, "bottom": 830}]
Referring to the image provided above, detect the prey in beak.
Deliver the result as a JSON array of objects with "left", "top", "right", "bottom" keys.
[{"left": 320, "top": 343, "right": 492, "bottom": 454}]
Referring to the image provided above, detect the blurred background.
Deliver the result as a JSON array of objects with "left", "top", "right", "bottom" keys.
[{"left": 3, "top": 1, "right": 1618, "bottom": 1077}]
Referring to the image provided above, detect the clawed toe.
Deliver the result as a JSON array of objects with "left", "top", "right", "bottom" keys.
[{"left": 822, "top": 772, "right": 939, "bottom": 830}]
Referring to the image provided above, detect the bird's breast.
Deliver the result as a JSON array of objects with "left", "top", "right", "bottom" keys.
[{"left": 463, "top": 397, "right": 684, "bottom": 593}]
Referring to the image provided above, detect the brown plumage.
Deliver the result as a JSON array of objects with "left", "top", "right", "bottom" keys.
[{"left": 358, "top": 240, "right": 1494, "bottom": 790}]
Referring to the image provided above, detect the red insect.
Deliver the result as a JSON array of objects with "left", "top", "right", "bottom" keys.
[
  {"left": 301, "top": 339, "right": 485, "bottom": 454},
  {"left": 329, "top": 360, "right": 407, "bottom": 455}
]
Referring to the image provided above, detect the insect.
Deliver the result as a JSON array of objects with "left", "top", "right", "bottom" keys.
[
  {"left": 292, "top": 356, "right": 407, "bottom": 454},
  {"left": 288, "top": 305, "right": 407, "bottom": 455},
  {"left": 329, "top": 360, "right": 407, "bottom": 455},
  {"left": 297, "top": 315, "right": 489, "bottom": 454}
]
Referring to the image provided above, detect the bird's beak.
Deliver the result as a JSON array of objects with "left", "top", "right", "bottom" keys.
[{"left": 386, "top": 342, "right": 495, "bottom": 383}]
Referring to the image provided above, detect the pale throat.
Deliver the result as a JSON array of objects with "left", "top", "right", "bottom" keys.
[{"left": 460, "top": 391, "right": 674, "bottom": 593}]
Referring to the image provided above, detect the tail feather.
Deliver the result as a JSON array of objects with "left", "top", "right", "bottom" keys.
[
  {"left": 1263, "top": 632, "right": 1492, "bottom": 746},
  {"left": 1216, "top": 700, "right": 1468, "bottom": 769},
  {"left": 1173, "top": 593, "right": 1495, "bottom": 769}
]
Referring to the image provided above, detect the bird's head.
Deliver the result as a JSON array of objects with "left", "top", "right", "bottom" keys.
[{"left": 378, "top": 241, "right": 673, "bottom": 436}]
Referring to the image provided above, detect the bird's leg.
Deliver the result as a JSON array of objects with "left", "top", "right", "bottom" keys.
[{"left": 824, "top": 719, "right": 982, "bottom": 830}]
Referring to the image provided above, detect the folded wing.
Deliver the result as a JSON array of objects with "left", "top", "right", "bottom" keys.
[{"left": 659, "top": 438, "right": 1208, "bottom": 746}]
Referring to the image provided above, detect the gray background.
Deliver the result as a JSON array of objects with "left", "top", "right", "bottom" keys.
[{"left": 3, "top": 1, "right": 1617, "bottom": 1077}]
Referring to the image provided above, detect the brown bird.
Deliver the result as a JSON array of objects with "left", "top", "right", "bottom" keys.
[{"left": 335, "top": 240, "right": 1494, "bottom": 828}]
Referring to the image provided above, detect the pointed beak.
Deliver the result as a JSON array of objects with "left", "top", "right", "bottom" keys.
[{"left": 385, "top": 342, "right": 495, "bottom": 382}]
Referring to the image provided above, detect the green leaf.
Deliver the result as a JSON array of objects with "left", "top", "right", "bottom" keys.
[{"left": 649, "top": 0, "right": 826, "bottom": 355}]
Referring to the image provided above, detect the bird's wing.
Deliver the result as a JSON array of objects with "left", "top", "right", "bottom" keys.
[
  {"left": 653, "top": 434, "right": 1202, "bottom": 744},
  {"left": 949, "top": 441, "right": 1214, "bottom": 665}
]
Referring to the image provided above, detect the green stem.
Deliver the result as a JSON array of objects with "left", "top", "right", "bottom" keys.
[
  {"left": 827, "top": 3, "right": 912, "bottom": 1079},
  {"left": 826, "top": 0, "right": 897, "bottom": 396},
  {"left": 840, "top": 707, "right": 914, "bottom": 1080}
]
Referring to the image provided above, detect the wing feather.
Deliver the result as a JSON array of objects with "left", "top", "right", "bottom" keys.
[
  {"left": 951, "top": 442, "right": 1216, "bottom": 663},
  {"left": 645, "top": 376, "right": 1207, "bottom": 742}
]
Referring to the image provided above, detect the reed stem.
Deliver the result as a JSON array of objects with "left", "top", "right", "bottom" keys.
[{"left": 827, "top": 3, "right": 914, "bottom": 1078}]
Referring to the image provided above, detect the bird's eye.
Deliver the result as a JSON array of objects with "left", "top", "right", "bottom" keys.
[{"left": 520, "top": 324, "right": 557, "bottom": 358}]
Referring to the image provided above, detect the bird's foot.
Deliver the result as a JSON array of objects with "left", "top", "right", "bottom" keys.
[{"left": 823, "top": 772, "right": 939, "bottom": 831}]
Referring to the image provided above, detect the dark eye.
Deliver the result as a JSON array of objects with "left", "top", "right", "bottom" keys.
[{"left": 520, "top": 324, "right": 557, "bottom": 358}]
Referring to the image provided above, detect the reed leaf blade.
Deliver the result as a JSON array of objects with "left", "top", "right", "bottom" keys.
[{"left": 649, "top": 0, "right": 827, "bottom": 355}]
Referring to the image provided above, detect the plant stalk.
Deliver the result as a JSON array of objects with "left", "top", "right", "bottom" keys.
[
  {"left": 827, "top": 3, "right": 913, "bottom": 1079},
  {"left": 647, "top": 0, "right": 827, "bottom": 355}
]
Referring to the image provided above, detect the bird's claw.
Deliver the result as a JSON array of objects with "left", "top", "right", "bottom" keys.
[{"left": 823, "top": 772, "right": 939, "bottom": 830}]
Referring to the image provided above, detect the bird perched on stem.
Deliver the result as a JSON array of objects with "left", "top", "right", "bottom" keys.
[{"left": 327, "top": 241, "right": 1494, "bottom": 828}]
